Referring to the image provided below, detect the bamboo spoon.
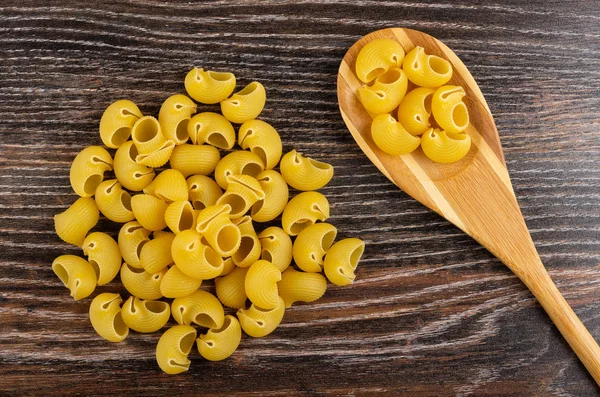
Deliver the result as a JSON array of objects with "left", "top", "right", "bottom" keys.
[{"left": 337, "top": 27, "right": 600, "bottom": 385}]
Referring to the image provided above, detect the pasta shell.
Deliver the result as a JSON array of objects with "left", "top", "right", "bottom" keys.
[
  {"left": 69, "top": 146, "right": 113, "bottom": 197},
  {"left": 120, "top": 262, "right": 165, "bottom": 300},
  {"left": 431, "top": 85, "right": 469, "bottom": 134},
  {"left": 237, "top": 297, "right": 285, "bottom": 338},
  {"left": 278, "top": 268, "right": 327, "bottom": 308},
  {"left": 156, "top": 325, "right": 197, "bottom": 374},
  {"left": 214, "top": 150, "right": 265, "bottom": 190},
  {"left": 131, "top": 116, "right": 167, "bottom": 154},
  {"left": 118, "top": 221, "right": 151, "bottom": 268},
  {"left": 160, "top": 265, "right": 202, "bottom": 299},
  {"left": 281, "top": 191, "right": 330, "bottom": 236},
  {"left": 170, "top": 144, "right": 220, "bottom": 177},
  {"left": 397, "top": 87, "right": 435, "bottom": 136},
  {"left": 323, "top": 238, "right": 365, "bottom": 286},
  {"left": 89, "top": 293, "right": 129, "bottom": 342},
  {"left": 293, "top": 222, "right": 337, "bottom": 273},
  {"left": 245, "top": 260, "right": 281, "bottom": 310},
  {"left": 231, "top": 216, "right": 261, "bottom": 268},
  {"left": 355, "top": 38, "right": 405, "bottom": 83},
  {"left": 220, "top": 257, "right": 236, "bottom": 277},
  {"left": 195, "top": 204, "right": 241, "bottom": 257},
  {"left": 420, "top": 128, "right": 472, "bottom": 164},
  {"left": 113, "top": 141, "right": 155, "bottom": 192},
  {"left": 187, "top": 112, "right": 236, "bottom": 149},
  {"left": 54, "top": 197, "right": 99, "bottom": 247},
  {"left": 143, "top": 169, "right": 188, "bottom": 203},
  {"left": 171, "top": 229, "right": 223, "bottom": 280},
  {"left": 187, "top": 175, "right": 223, "bottom": 210},
  {"left": 220, "top": 82, "right": 266, "bottom": 124},
  {"left": 216, "top": 174, "right": 265, "bottom": 219},
  {"left": 357, "top": 67, "right": 408, "bottom": 115},
  {"left": 171, "top": 290, "right": 225, "bottom": 328},
  {"left": 95, "top": 179, "right": 135, "bottom": 223},
  {"left": 215, "top": 266, "right": 249, "bottom": 309},
  {"left": 131, "top": 194, "right": 168, "bottom": 231},
  {"left": 185, "top": 68, "right": 236, "bottom": 104},
  {"left": 258, "top": 227, "right": 292, "bottom": 272},
  {"left": 196, "top": 315, "right": 241, "bottom": 361},
  {"left": 135, "top": 140, "right": 176, "bottom": 168},
  {"left": 51, "top": 255, "right": 96, "bottom": 301},
  {"left": 251, "top": 170, "right": 289, "bottom": 223},
  {"left": 99, "top": 99, "right": 142, "bottom": 148},
  {"left": 82, "top": 232, "right": 121, "bottom": 285},
  {"left": 164, "top": 200, "right": 197, "bottom": 234},
  {"left": 121, "top": 296, "right": 170, "bottom": 333},
  {"left": 158, "top": 94, "right": 197, "bottom": 145},
  {"left": 238, "top": 119, "right": 282, "bottom": 169},
  {"left": 403, "top": 46, "right": 453, "bottom": 88},
  {"left": 279, "top": 150, "right": 334, "bottom": 191},
  {"left": 139, "top": 231, "right": 175, "bottom": 274},
  {"left": 371, "top": 113, "right": 421, "bottom": 156}
]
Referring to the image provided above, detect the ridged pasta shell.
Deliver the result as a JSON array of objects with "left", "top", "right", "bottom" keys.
[
  {"left": 257, "top": 226, "right": 292, "bottom": 272},
  {"left": 357, "top": 67, "right": 408, "bottom": 115},
  {"left": 220, "top": 82, "right": 266, "bottom": 124},
  {"left": 51, "top": 255, "right": 96, "bottom": 301},
  {"left": 118, "top": 221, "right": 151, "bottom": 268},
  {"left": 121, "top": 296, "right": 170, "bottom": 333},
  {"left": 231, "top": 216, "right": 261, "bottom": 268},
  {"left": 158, "top": 94, "right": 197, "bottom": 145},
  {"left": 143, "top": 169, "right": 188, "bottom": 202},
  {"left": 187, "top": 175, "right": 223, "bottom": 210},
  {"left": 214, "top": 266, "right": 248, "bottom": 309},
  {"left": 131, "top": 194, "right": 168, "bottom": 231},
  {"left": 113, "top": 141, "right": 155, "bottom": 191},
  {"left": 89, "top": 293, "right": 129, "bottom": 342},
  {"left": 170, "top": 144, "right": 220, "bottom": 177},
  {"left": 171, "top": 290, "right": 225, "bottom": 328},
  {"left": 131, "top": 116, "right": 167, "bottom": 154},
  {"left": 431, "top": 85, "right": 469, "bottom": 134},
  {"left": 82, "top": 232, "right": 121, "bottom": 285},
  {"left": 278, "top": 268, "right": 327, "bottom": 308},
  {"left": 355, "top": 38, "right": 405, "bottom": 83},
  {"left": 156, "top": 325, "right": 197, "bottom": 374},
  {"left": 237, "top": 297, "right": 285, "bottom": 338},
  {"left": 281, "top": 191, "right": 330, "bottom": 236},
  {"left": 323, "top": 238, "right": 365, "bottom": 286},
  {"left": 120, "top": 262, "right": 165, "bottom": 300},
  {"left": 95, "top": 179, "right": 135, "bottom": 223},
  {"left": 238, "top": 119, "right": 282, "bottom": 169},
  {"left": 292, "top": 222, "right": 337, "bottom": 273},
  {"left": 214, "top": 150, "right": 265, "bottom": 190},
  {"left": 216, "top": 174, "right": 265, "bottom": 219},
  {"left": 165, "top": 200, "right": 197, "bottom": 234},
  {"left": 220, "top": 257, "right": 236, "bottom": 277},
  {"left": 245, "top": 260, "right": 281, "bottom": 310},
  {"left": 421, "top": 128, "right": 472, "bottom": 164},
  {"left": 195, "top": 204, "right": 241, "bottom": 257},
  {"left": 279, "top": 150, "right": 334, "bottom": 191},
  {"left": 99, "top": 99, "right": 142, "bottom": 148},
  {"left": 371, "top": 113, "right": 421, "bottom": 156},
  {"left": 139, "top": 231, "right": 175, "bottom": 274},
  {"left": 54, "top": 197, "right": 99, "bottom": 247},
  {"left": 251, "top": 170, "right": 289, "bottom": 223},
  {"left": 196, "top": 315, "right": 241, "bottom": 361},
  {"left": 69, "top": 146, "right": 113, "bottom": 197},
  {"left": 187, "top": 112, "right": 236, "bottom": 149},
  {"left": 185, "top": 68, "right": 236, "bottom": 105},
  {"left": 403, "top": 46, "right": 453, "bottom": 88},
  {"left": 135, "top": 140, "right": 176, "bottom": 168},
  {"left": 160, "top": 265, "right": 202, "bottom": 299},
  {"left": 397, "top": 87, "right": 435, "bottom": 136},
  {"left": 171, "top": 229, "right": 223, "bottom": 280}
]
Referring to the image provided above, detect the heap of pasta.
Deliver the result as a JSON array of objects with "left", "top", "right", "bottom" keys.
[
  {"left": 355, "top": 39, "right": 471, "bottom": 163},
  {"left": 52, "top": 68, "right": 365, "bottom": 374}
]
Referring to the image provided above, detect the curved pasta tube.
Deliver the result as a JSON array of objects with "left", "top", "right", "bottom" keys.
[
  {"left": 216, "top": 174, "right": 265, "bottom": 219},
  {"left": 99, "top": 99, "right": 142, "bottom": 148},
  {"left": 118, "top": 221, "right": 151, "bottom": 268},
  {"left": 220, "top": 257, "right": 236, "bottom": 277},
  {"left": 195, "top": 204, "right": 241, "bottom": 257},
  {"left": 237, "top": 297, "right": 285, "bottom": 338},
  {"left": 196, "top": 315, "right": 241, "bottom": 361},
  {"left": 158, "top": 94, "right": 197, "bottom": 145},
  {"left": 293, "top": 222, "right": 337, "bottom": 273},
  {"left": 131, "top": 194, "right": 168, "bottom": 231},
  {"left": 251, "top": 170, "right": 289, "bottom": 223},
  {"left": 89, "top": 293, "right": 129, "bottom": 342},
  {"left": 220, "top": 82, "right": 266, "bottom": 124},
  {"left": 165, "top": 200, "right": 197, "bottom": 234},
  {"left": 403, "top": 46, "right": 452, "bottom": 87},
  {"left": 170, "top": 144, "right": 220, "bottom": 177},
  {"left": 171, "top": 290, "right": 225, "bottom": 328},
  {"left": 113, "top": 141, "right": 155, "bottom": 192},
  {"left": 131, "top": 116, "right": 175, "bottom": 168},
  {"left": 121, "top": 262, "right": 165, "bottom": 300},
  {"left": 281, "top": 191, "right": 330, "bottom": 236},
  {"left": 187, "top": 112, "right": 236, "bottom": 149},
  {"left": 245, "top": 260, "right": 281, "bottom": 310},
  {"left": 94, "top": 179, "right": 135, "bottom": 223},
  {"left": 156, "top": 325, "right": 197, "bottom": 374},
  {"left": 121, "top": 296, "right": 170, "bottom": 333},
  {"left": 420, "top": 128, "right": 472, "bottom": 164},
  {"left": 397, "top": 87, "right": 435, "bottom": 136},
  {"left": 431, "top": 85, "right": 469, "bottom": 134},
  {"left": 143, "top": 169, "right": 188, "bottom": 203},
  {"left": 278, "top": 268, "right": 327, "bottom": 308},
  {"left": 54, "top": 197, "right": 99, "bottom": 247},
  {"left": 215, "top": 266, "right": 248, "bottom": 309},
  {"left": 323, "top": 238, "right": 365, "bottom": 286},
  {"left": 238, "top": 120, "right": 282, "bottom": 169},
  {"left": 371, "top": 113, "right": 421, "bottom": 155},
  {"left": 231, "top": 216, "right": 261, "bottom": 268},
  {"left": 214, "top": 150, "right": 265, "bottom": 190},
  {"left": 140, "top": 231, "right": 175, "bottom": 274},
  {"left": 357, "top": 68, "right": 408, "bottom": 115},
  {"left": 355, "top": 38, "right": 405, "bottom": 83},
  {"left": 258, "top": 227, "right": 292, "bottom": 272},
  {"left": 160, "top": 265, "right": 202, "bottom": 299},
  {"left": 51, "top": 255, "right": 96, "bottom": 300},
  {"left": 82, "top": 232, "right": 121, "bottom": 285},
  {"left": 279, "top": 150, "right": 334, "bottom": 191},
  {"left": 171, "top": 230, "right": 223, "bottom": 280},
  {"left": 185, "top": 68, "right": 236, "bottom": 104},
  {"left": 187, "top": 175, "right": 223, "bottom": 210},
  {"left": 70, "top": 146, "right": 113, "bottom": 198}
]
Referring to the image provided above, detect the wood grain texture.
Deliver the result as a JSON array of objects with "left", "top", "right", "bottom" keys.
[{"left": 1, "top": 1, "right": 599, "bottom": 396}]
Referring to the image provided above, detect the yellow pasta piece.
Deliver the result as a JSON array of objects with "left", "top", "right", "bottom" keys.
[
  {"left": 121, "top": 296, "right": 170, "bottom": 333},
  {"left": 118, "top": 221, "right": 151, "bottom": 268},
  {"left": 187, "top": 175, "right": 223, "bottom": 210},
  {"left": 195, "top": 204, "right": 241, "bottom": 257},
  {"left": 397, "top": 87, "right": 435, "bottom": 136},
  {"left": 251, "top": 170, "right": 289, "bottom": 223},
  {"left": 51, "top": 255, "right": 96, "bottom": 300},
  {"left": 54, "top": 197, "right": 99, "bottom": 247},
  {"left": 135, "top": 140, "right": 176, "bottom": 168},
  {"left": 371, "top": 113, "right": 421, "bottom": 155},
  {"left": 172, "top": 229, "right": 223, "bottom": 280},
  {"left": 131, "top": 194, "right": 168, "bottom": 231},
  {"left": 156, "top": 325, "right": 197, "bottom": 374},
  {"left": 403, "top": 46, "right": 453, "bottom": 88},
  {"left": 281, "top": 191, "right": 330, "bottom": 236},
  {"left": 355, "top": 38, "right": 405, "bottom": 83},
  {"left": 164, "top": 200, "right": 197, "bottom": 234},
  {"left": 258, "top": 227, "right": 292, "bottom": 272},
  {"left": 94, "top": 179, "right": 135, "bottom": 223},
  {"left": 69, "top": 146, "right": 113, "bottom": 198},
  {"left": 216, "top": 174, "right": 265, "bottom": 219},
  {"left": 139, "top": 231, "right": 175, "bottom": 274},
  {"left": 238, "top": 119, "right": 282, "bottom": 169},
  {"left": 171, "top": 290, "right": 225, "bottom": 328},
  {"left": 158, "top": 94, "right": 197, "bottom": 145},
  {"left": 185, "top": 67, "right": 236, "bottom": 104},
  {"left": 220, "top": 257, "right": 236, "bottom": 277},
  {"left": 431, "top": 85, "right": 469, "bottom": 134},
  {"left": 89, "top": 293, "right": 128, "bottom": 342},
  {"left": 214, "top": 150, "right": 265, "bottom": 190},
  {"left": 160, "top": 265, "right": 202, "bottom": 299},
  {"left": 143, "top": 169, "right": 188, "bottom": 202},
  {"left": 187, "top": 112, "right": 236, "bottom": 149},
  {"left": 292, "top": 222, "right": 337, "bottom": 273},
  {"left": 215, "top": 266, "right": 248, "bottom": 309},
  {"left": 99, "top": 99, "right": 142, "bottom": 148},
  {"left": 420, "top": 128, "right": 472, "bottom": 164},
  {"left": 278, "top": 268, "right": 327, "bottom": 308},
  {"left": 357, "top": 67, "right": 408, "bottom": 115},
  {"left": 279, "top": 150, "right": 334, "bottom": 191},
  {"left": 220, "top": 82, "right": 266, "bottom": 124},
  {"left": 131, "top": 116, "right": 175, "bottom": 168},
  {"left": 196, "top": 315, "right": 241, "bottom": 361},
  {"left": 237, "top": 297, "right": 285, "bottom": 338},
  {"left": 120, "top": 262, "right": 165, "bottom": 300},
  {"left": 113, "top": 141, "right": 155, "bottom": 192},
  {"left": 245, "top": 260, "right": 281, "bottom": 310},
  {"left": 323, "top": 238, "right": 365, "bottom": 286},
  {"left": 231, "top": 216, "right": 261, "bottom": 268},
  {"left": 169, "top": 144, "right": 220, "bottom": 178},
  {"left": 82, "top": 232, "right": 121, "bottom": 285}
]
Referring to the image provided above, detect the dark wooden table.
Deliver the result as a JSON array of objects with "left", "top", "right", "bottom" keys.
[{"left": 1, "top": 1, "right": 599, "bottom": 396}]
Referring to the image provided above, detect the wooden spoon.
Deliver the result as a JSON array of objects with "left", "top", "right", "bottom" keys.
[{"left": 337, "top": 27, "right": 600, "bottom": 385}]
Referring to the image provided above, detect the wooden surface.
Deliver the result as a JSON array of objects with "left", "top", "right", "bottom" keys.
[{"left": 1, "top": 1, "right": 599, "bottom": 396}]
